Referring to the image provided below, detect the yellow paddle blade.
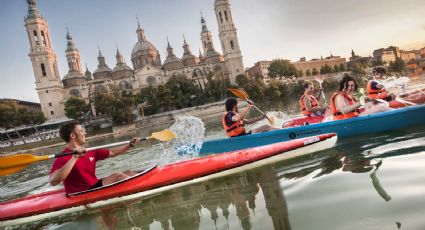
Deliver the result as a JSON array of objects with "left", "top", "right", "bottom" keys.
[
  {"left": 268, "top": 115, "right": 275, "bottom": 127},
  {"left": 0, "top": 165, "right": 28, "bottom": 176},
  {"left": 149, "top": 129, "right": 176, "bottom": 142},
  {"left": 0, "top": 154, "right": 49, "bottom": 176},
  {"left": 227, "top": 88, "right": 249, "bottom": 100}
]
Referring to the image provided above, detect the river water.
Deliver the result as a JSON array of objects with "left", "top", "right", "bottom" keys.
[{"left": 1, "top": 83, "right": 425, "bottom": 229}]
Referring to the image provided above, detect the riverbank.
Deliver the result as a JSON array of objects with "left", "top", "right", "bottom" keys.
[{"left": 0, "top": 100, "right": 229, "bottom": 155}]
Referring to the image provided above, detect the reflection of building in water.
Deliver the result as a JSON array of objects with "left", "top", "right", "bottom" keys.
[{"left": 95, "top": 165, "right": 291, "bottom": 230}]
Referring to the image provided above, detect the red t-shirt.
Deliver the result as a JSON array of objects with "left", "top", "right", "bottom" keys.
[{"left": 50, "top": 148, "right": 110, "bottom": 194}]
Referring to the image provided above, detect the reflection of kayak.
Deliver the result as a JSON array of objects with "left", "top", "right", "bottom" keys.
[
  {"left": 200, "top": 104, "right": 425, "bottom": 154},
  {"left": 0, "top": 134, "right": 337, "bottom": 227},
  {"left": 282, "top": 115, "right": 325, "bottom": 128},
  {"left": 388, "top": 88, "right": 425, "bottom": 108}
]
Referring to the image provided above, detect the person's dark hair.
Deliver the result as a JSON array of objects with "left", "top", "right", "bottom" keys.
[
  {"left": 225, "top": 97, "right": 238, "bottom": 112},
  {"left": 373, "top": 67, "right": 386, "bottom": 75},
  {"left": 59, "top": 121, "right": 80, "bottom": 143},
  {"left": 304, "top": 81, "right": 313, "bottom": 89},
  {"left": 339, "top": 74, "right": 357, "bottom": 91}
]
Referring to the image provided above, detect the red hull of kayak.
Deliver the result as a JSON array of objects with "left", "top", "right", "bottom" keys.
[
  {"left": 389, "top": 89, "right": 425, "bottom": 108},
  {"left": 282, "top": 115, "right": 325, "bottom": 128},
  {"left": 0, "top": 134, "right": 335, "bottom": 223}
]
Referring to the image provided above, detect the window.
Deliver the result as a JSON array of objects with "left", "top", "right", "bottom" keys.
[
  {"left": 46, "top": 90, "right": 49, "bottom": 93},
  {"left": 224, "top": 11, "right": 228, "bottom": 21},
  {"left": 41, "top": 63, "right": 46, "bottom": 76},
  {"left": 33, "top": 30, "right": 39, "bottom": 45},
  {"left": 203, "top": 41, "right": 206, "bottom": 48},
  {"left": 48, "top": 102, "right": 52, "bottom": 106},
  {"left": 41, "top": 31, "right": 46, "bottom": 46},
  {"left": 219, "top": 12, "right": 223, "bottom": 23},
  {"left": 50, "top": 111, "right": 54, "bottom": 115},
  {"left": 230, "top": 40, "right": 234, "bottom": 50}
]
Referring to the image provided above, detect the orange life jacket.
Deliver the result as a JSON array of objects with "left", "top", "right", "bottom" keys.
[
  {"left": 330, "top": 92, "right": 359, "bottom": 120},
  {"left": 222, "top": 112, "right": 246, "bottom": 138},
  {"left": 300, "top": 94, "right": 319, "bottom": 116},
  {"left": 367, "top": 81, "right": 389, "bottom": 100}
]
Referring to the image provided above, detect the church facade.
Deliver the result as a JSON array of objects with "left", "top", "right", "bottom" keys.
[{"left": 24, "top": 0, "right": 244, "bottom": 121}]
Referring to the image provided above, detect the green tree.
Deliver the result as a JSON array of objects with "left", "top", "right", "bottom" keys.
[
  {"left": 297, "top": 70, "right": 304, "bottom": 78},
  {"left": 64, "top": 97, "right": 90, "bottom": 123},
  {"left": 93, "top": 92, "right": 114, "bottom": 117},
  {"left": 333, "top": 64, "right": 340, "bottom": 73},
  {"left": 388, "top": 58, "right": 406, "bottom": 73},
  {"left": 235, "top": 74, "right": 250, "bottom": 88},
  {"left": 18, "top": 107, "right": 46, "bottom": 133},
  {"left": 339, "top": 63, "right": 346, "bottom": 72},
  {"left": 312, "top": 68, "right": 319, "bottom": 75},
  {"left": 305, "top": 69, "right": 312, "bottom": 76},
  {"left": 320, "top": 64, "right": 332, "bottom": 74},
  {"left": 0, "top": 100, "right": 20, "bottom": 141},
  {"left": 267, "top": 59, "right": 298, "bottom": 79}
]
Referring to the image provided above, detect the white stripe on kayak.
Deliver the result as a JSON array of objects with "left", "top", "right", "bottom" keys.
[{"left": 0, "top": 136, "right": 337, "bottom": 227}]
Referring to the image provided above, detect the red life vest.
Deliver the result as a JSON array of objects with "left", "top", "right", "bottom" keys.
[
  {"left": 300, "top": 94, "right": 319, "bottom": 116},
  {"left": 222, "top": 112, "right": 246, "bottom": 138},
  {"left": 330, "top": 92, "right": 359, "bottom": 120},
  {"left": 367, "top": 81, "right": 389, "bottom": 100}
]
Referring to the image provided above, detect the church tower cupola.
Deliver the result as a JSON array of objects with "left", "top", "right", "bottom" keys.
[
  {"left": 214, "top": 0, "right": 244, "bottom": 84},
  {"left": 181, "top": 35, "right": 199, "bottom": 66},
  {"left": 163, "top": 38, "right": 183, "bottom": 71},
  {"left": 24, "top": 0, "right": 65, "bottom": 120},
  {"left": 93, "top": 47, "right": 112, "bottom": 80},
  {"left": 131, "top": 17, "right": 161, "bottom": 70},
  {"left": 200, "top": 12, "right": 215, "bottom": 56}
]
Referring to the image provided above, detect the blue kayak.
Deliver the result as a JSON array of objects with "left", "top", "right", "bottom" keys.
[{"left": 200, "top": 104, "right": 425, "bottom": 154}]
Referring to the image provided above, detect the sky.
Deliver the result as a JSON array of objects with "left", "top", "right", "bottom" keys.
[{"left": 1, "top": 0, "right": 424, "bottom": 103}]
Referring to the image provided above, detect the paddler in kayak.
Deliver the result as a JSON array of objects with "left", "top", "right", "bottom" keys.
[
  {"left": 49, "top": 121, "right": 140, "bottom": 194},
  {"left": 223, "top": 97, "right": 277, "bottom": 138},
  {"left": 367, "top": 67, "right": 395, "bottom": 101},
  {"left": 300, "top": 81, "right": 327, "bottom": 117},
  {"left": 330, "top": 75, "right": 389, "bottom": 120}
]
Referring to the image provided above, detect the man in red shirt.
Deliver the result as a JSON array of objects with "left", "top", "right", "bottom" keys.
[{"left": 49, "top": 121, "right": 140, "bottom": 194}]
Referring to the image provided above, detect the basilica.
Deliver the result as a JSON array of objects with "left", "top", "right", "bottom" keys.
[{"left": 24, "top": 0, "right": 244, "bottom": 121}]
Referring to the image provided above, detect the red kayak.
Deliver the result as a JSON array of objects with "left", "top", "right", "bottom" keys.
[
  {"left": 0, "top": 133, "right": 336, "bottom": 227},
  {"left": 388, "top": 88, "right": 425, "bottom": 108},
  {"left": 282, "top": 115, "right": 325, "bottom": 128}
]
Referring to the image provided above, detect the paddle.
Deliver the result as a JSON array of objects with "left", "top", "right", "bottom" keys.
[
  {"left": 314, "top": 74, "right": 327, "bottom": 104},
  {"left": 0, "top": 129, "right": 176, "bottom": 176},
  {"left": 227, "top": 88, "right": 274, "bottom": 125}
]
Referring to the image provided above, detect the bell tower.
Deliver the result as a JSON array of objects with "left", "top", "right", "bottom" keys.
[
  {"left": 214, "top": 0, "right": 244, "bottom": 85},
  {"left": 24, "top": 0, "right": 65, "bottom": 120}
]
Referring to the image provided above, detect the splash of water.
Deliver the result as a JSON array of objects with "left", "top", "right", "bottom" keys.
[{"left": 157, "top": 115, "right": 205, "bottom": 165}]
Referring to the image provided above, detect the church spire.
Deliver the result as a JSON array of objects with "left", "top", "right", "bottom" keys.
[
  {"left": 115, "top": 45, "right": 125, "bottom": 64},
  {"left": 136, "top": 16, "right": 147, "bottom": 41},
  {"left": 201, "top": 10, "right": 209, "bottom": 32},
  {"left": 65, "top": 27, "right": 76, "bottom": 52}
]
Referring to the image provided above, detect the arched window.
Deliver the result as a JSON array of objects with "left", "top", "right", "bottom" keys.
[
  {"left": 33, "top": 31, "right": 39, "bottom": 46},
  {"left": 41, "top": 30, "right": 46, "bottom": 46},
  {"left": 95, "top": 84, "right": 107, "bottom": 93},
  {"left": 203, "top": 41, "right": 207, "bottom": 48},
  {"left": 230, "top": 40, "right": 234, "bottom": 50},
  {"left": 146, "top": 76, "right": 156, "bottom": 86},
  {"left": 219, "top": 12, "right": 223, "bottom": 23},
  {"left": 41, "top": 63, "right": 47, "bottom": 76},
  {"left": 119, "top": 80, "right": 132, "bottom": 90},
  {"left": 224, "top": 11, "right": 228, "bottom": 21},
  {"left": 69, "top": 89, "right": 81, "bottom": 97}
]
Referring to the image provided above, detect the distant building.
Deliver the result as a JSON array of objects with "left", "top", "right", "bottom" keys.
[
  {"left": 373, "top": 46, "right": 400, "bottom": 65},
  {"left": 246, "top": 55, "right": 346, "bottom": 83},
  {"left": 24, "top": 0, "right": 244, "bottom": 121},
  {"left": 0, "top": 98, "right": 41, "bottom": 112}
]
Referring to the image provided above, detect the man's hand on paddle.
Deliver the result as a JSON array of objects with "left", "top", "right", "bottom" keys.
[
  {"left": 73, "top": 146, "right": 86, "bottom": 158},
  {"left": 129, "top": 137, "right": 141, "bottom": 147}
]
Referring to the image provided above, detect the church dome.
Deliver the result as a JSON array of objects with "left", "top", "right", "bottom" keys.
[{"left": 131, "top": 40, "right": 159, "bottom": 58}]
